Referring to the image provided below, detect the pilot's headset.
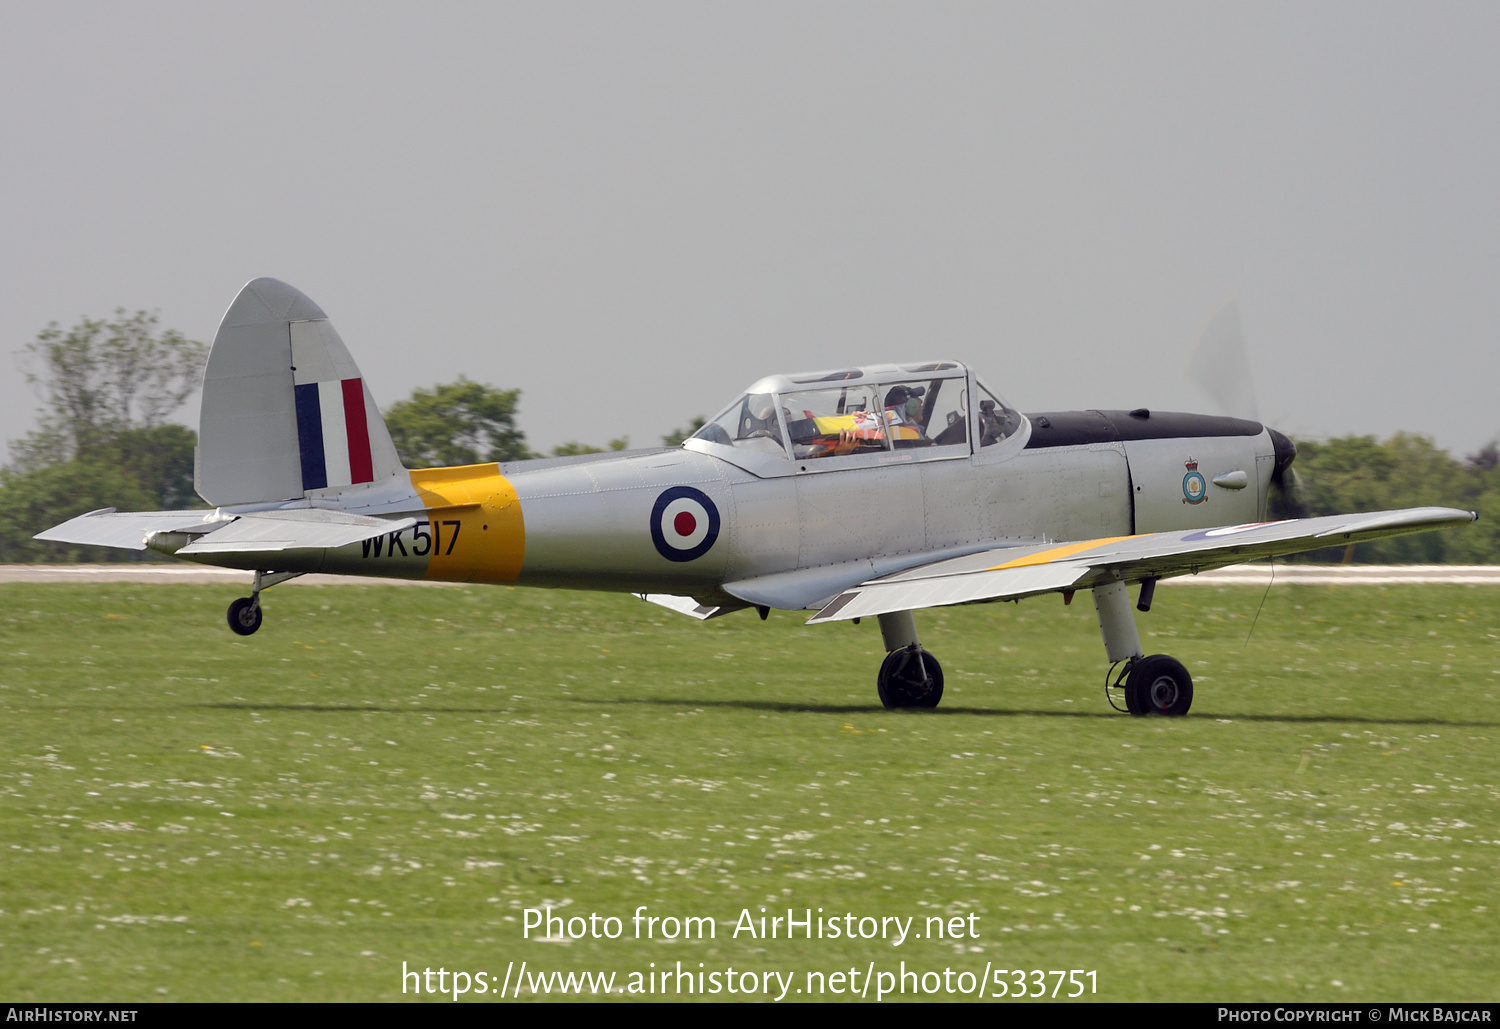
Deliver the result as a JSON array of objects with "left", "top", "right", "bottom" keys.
[{"left": 884, "top": 385, "right": 925, "bottom": 422}]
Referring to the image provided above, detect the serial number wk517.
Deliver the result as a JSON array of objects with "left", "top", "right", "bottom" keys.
[{"left": 360, "top": 519, "right": 462, "bottom": 559}]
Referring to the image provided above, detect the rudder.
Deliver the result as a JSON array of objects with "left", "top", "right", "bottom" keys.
[{"left": 196, "top": 278, "right": 404, "bottom": 506}]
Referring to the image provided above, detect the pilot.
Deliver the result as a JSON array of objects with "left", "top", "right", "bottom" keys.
[{"left": 883, "top": 385, "right": 928, "bottom": 443}]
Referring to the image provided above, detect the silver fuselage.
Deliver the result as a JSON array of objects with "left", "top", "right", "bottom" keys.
[{"left": 231, "top": 404, "right": 1276, "bottom": 609}]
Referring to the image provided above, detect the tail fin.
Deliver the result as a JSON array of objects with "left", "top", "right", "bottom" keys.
[{"left": 196, "top": 278, "right": 405, "bottom": 506}]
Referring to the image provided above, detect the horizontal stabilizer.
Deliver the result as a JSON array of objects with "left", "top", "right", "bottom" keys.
[
  {"left": 809, "top": 506, "right": 1477, "bottom": 624},
  {"left": 34, "top": 509, "right": 233, "bottom": 551},
  {"left": 177, "top": 509, "right": 417, "bottom": 554}
]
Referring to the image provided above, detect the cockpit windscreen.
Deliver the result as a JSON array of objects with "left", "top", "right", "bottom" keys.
[{"left": 691, "top": 393, "right": 786, "bottom": 455}]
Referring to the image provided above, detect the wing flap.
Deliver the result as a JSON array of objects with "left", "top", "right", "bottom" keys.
[
  {"left": 635, "top": 594, "right": 747, "bottom": 620},
  {"left": 723, "top": 540, "right": 1037, "bottom": 612},
  {"left": 808, "top": 506, "right": 1476, "bottom": 624},
  {"left": 811, "top": 561, "right": 1091, "bottom": 624},
  {"left": 724, "top": 561, "right": 880, "bottom": 612}
]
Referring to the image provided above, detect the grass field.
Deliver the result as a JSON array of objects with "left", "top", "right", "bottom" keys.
[{"left": 1, "top": 580, "right": 1497, "bottom": 1003}]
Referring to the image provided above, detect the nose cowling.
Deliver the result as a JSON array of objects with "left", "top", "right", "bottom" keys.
[{"left": 1266, "top": 426, "right": 1304, "bottom": 518}]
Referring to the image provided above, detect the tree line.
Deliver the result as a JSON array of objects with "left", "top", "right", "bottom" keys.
[
  {"left": 0, "top": 314, "right": 704, "bottom": 561},
  {"left": 1274, "top": 434, "right": 1500, "bottom": 564},
  {"left": 1, "top": 313, "right": 1495, "bottom": 563},
  {"left": 378, "top": 377, "right": 700, "bottom": 465}
]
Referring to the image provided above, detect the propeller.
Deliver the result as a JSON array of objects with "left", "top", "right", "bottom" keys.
[
  {"left": 1187, "top": 299, "right": 1259, "bottom": 423},
  {"left": 1187, "top": 298, "right": 1305, "bottom": 518}
]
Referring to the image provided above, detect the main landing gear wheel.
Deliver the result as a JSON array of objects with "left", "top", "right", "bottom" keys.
[
  {"left": 1124, "top": 654, "right": 1193, "bottom": 716},
  {"left": 877, "top": 646, "right": 944, "bottom": 709},
  {"left": 226, "top": 597, "right": 262, "bottom": 636}
]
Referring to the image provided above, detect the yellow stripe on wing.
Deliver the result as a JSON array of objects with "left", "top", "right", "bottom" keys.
[{"left": 987, "top": 535, "right": 1139, "bottom": 571}]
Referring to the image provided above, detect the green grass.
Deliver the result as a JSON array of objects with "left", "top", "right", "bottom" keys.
[{"left": 1, "top": 581, "right": 1497, "bottom": 1002}]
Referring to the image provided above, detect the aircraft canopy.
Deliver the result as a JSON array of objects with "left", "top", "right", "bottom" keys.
[{"left": 688, "top": 361, "right": 1022, "bottom": 466}]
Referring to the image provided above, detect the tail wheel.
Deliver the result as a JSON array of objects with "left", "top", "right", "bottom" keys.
[
  {"left": 1124, "top": 654, "right": 1193, "bottom": 716},
  {"left": 227, "top": 597, "right": 263, "bottom": 636},
  {"left": 877, "top": 646, "right": 944, "bottom": 709}
]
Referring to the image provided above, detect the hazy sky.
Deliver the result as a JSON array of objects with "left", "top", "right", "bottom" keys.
[{"left": 3, "top": 2, "right": 1497, "bottom": 462}]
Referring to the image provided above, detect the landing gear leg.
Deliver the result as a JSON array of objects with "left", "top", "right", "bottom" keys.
[
  {"left": 1093, "top": 579, "right": 1144, "bottom": 665},
  {"left": 875, "top": 610, "right": 944, "bottom": 709},
  {"left": 225, "top": 570, "right": 302, "bottom": 636},
  {"left": 1093, "top": 579, "right": 1193, "bottom": 716}
]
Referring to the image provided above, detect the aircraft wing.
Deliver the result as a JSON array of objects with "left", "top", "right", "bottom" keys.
[
  {"left": 807, "top": 506, "right": 1477, "bottom": 625},
  {"left": 36, "top": 507, "right": 415, "bottom": 554}
]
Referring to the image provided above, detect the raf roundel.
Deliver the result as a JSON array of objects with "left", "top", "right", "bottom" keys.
[{"left": 650, "top": 486, "right": 721, "bottom": 562}]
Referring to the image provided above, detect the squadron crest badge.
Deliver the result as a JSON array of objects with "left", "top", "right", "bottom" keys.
[{"left": 1182, "top": 458, "right": 1208, "bottom": 505}]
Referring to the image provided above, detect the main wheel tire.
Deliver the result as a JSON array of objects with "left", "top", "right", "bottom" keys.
[
  {"left": 227, "top": 597, "right": 263, "bottom": 636},
  {"left": 1125, "top": 654, "right": 1192, "bottom": 716},
  {"left": 1121, "top": 664, "right": 1146, "bottom": 716},
  {"left": 877, "top": 646, "right": 944, "bottom": 709}
]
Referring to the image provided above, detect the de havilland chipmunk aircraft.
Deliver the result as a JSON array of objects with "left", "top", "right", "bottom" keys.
[{"left": 38, "top": 278, "right": 1476, "bottom": 715}]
